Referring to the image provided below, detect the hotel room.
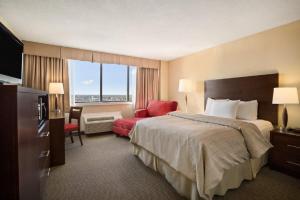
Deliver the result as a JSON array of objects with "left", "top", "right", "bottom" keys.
[{"left": 0, "top": 1, "right": 300, "bottom": 200}]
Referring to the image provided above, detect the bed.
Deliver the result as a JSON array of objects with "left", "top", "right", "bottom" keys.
[{"left": 130, "top": 74, "right": 278, "bottom": 200}]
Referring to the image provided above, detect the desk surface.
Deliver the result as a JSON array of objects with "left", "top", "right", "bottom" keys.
[{"left": 49, "top": 112, "right": 65, "bottom": 119}]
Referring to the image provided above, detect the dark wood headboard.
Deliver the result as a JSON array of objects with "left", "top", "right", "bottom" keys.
[{"left": 204, "top": 73, "right": 279, "bottom": 125}]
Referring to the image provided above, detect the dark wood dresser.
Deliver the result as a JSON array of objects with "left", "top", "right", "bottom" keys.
[
  {"left": 269, "top": 128, "right": 300, "bottom": 178},
  {"left": 0, "top": 85, "right": 49, "bottom": 200}
]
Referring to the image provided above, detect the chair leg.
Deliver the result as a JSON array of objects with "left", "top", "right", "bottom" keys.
[
  {"left": 78, "top": 131, "right": 83, "bottom": 146},
  {"left": 70, "top": 132, "right": 74, "bottom": 143}
]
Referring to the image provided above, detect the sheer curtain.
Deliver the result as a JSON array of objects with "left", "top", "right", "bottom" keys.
[
  {"left": 23, "top": 54, "right": 70, "bottom": 112},
  {"left": 135, "top": 67, "right": 159, "bottom": 109}
]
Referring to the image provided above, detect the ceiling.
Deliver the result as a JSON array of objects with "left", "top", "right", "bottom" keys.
[{"left": 1, "top": 0, "right": 300, "bottom": 60}]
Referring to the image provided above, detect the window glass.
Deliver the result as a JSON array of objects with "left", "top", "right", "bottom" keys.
[
  {"left": 69, "top": 60, "right": 100, "bottom": 103},
  {"left": 129, "top": 66, "right": 137, "bottom": 102},
  {"left": 69, "top": 60, "right": 137, "bottom": 104}
]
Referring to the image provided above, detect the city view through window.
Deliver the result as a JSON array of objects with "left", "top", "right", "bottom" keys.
[{"left": 69, "top": 60, "right": 136, "bottom": 103}]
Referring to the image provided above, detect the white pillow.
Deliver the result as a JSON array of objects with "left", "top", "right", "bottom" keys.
[
  {"left": 210, "top": 100, "right": 240, "bottom": 119},
  {"left": 205, "top": 98, "right": 228, "bottom": 114},
  {"left": 237, "top": 100, "right": 258, "bottom": 120}
]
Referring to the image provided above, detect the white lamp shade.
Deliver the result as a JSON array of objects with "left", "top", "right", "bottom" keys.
[
  {"left": 178, "top": 79, "right": 193, "bottom": 93},
  {"left": 272, "top": 87, "right": 299, "bottom": 104},
  {"left": 49, "top": 82, "right": 64, "bottom": 94}
]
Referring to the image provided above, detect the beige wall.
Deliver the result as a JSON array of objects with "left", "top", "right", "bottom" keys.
[
  {"left": 160, "top": 61, "right": 169, "bottom": 100},
  {"left": 168, "top": 20, "right": 300, "bottom": 127}
]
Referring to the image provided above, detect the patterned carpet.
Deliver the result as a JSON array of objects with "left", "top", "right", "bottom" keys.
[{"left": 44, "top": 134, "right": 300, "bottom": 200}]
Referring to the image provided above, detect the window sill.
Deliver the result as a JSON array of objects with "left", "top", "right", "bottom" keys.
[{"left": 72, "top": 102, "right": 133, "bottom": 106}]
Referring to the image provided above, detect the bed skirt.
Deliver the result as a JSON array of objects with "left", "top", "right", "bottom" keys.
[{"left": 133, "top": 144, "right": 268, "bottom": 200}]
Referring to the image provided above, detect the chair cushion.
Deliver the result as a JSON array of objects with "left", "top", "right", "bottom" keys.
[
  {"left": 113, "top": 118, "right": 143, "bottom": 130},
  {"left": 135, "top": 109, "right": 148, "bottom": 118},
  {"left": 112, "top": 126, "right": 131, "bottom": 136},
  {"left": 64, "top": 123, "right": 79, "bottom": 132},
  {"left": 147, "top": 100, "right": 178, "bottom": 117}
]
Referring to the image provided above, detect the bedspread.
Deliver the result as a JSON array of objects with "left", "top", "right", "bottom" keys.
[{"left": 130, "top": 112, "right": 272, "bottom": 199}]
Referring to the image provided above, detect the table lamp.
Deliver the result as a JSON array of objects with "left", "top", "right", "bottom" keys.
[
  {"left": 49, "top": 82, "right": 64, "bottom": 113},
  {"left": 272, "top": 87, "right": 299, "bottom": 130},
  {"left": 178, "top": 79, "right": 193, "bottom": 112}
]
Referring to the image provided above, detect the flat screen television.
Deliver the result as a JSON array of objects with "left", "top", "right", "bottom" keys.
[{"left": 0, "top": 22, "right": 24, "bottom": 84}]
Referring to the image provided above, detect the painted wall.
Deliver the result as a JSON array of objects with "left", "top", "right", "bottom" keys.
[
  {"left": 168, "top": 20, "right": 300, "bottom": 127},
  {"left": 160, "top": 61, "right": 169, "bottom": 100}
]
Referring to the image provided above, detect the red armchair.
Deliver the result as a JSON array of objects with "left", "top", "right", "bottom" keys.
[{"left": 112, "top": 100, "right": 178, "bottom": 137}]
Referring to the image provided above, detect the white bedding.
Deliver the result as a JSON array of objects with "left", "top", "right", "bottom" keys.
[
  {"left": 241, "top": 119, "right": 273, "bottom": 141},
  {"left": 130, "top": 112, "right": 272, "bottom": 200},
  {"left": 202, "top": 112, "right": 274, "bottom": 141}
]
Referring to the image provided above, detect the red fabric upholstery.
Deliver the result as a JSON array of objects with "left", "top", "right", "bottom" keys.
[
  {"left": 147, "top": 100, "right": 178, "bottom": 117},
  {"left": 113, "top": 100, "right": 177, "bottom": 137},
  {"left": 134, "top": 109, "right": 149, "bottom": 118},
  {"left": 112, "top": 126, "right": 130, "bottom": 136},
  {"left": 113, "top": 118, "right": 142, "bottom": 130},
  {"left": 112, "top": 118, "right": 143, "bottom": 136},
  {"left": 64, "top": 123, "right": 79, "bottom": 132}
]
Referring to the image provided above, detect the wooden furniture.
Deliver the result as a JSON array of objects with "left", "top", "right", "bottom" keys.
[
  {"left": 0, "top": 85, "right": 49, "bottom": 200},
  {"left": 64, "top": 106, "right": 83, "bottom": 145},
  {"left": 204, "top": 73, "right": 279, "bottom": 124},
  {"left": 269, "top": 128, "right": 300, "bottom": 178},
  {"left": 49, "top": 112, "right": 65, "bottom": 166}
]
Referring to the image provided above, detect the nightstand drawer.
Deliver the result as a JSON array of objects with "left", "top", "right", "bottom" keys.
[
  {"left": 283, "top": 160, "right": 300, "bottom": 177},
  {"left": 272, "top": 143, "right": 300, "bottom": 161},
  {"left": 286, "top": 144, "right": 300, "bottom": 160},
  {"left": 270, "top": 129, "right": 300, "bottom": 178},
  {"left": 271, "top": 133, "right": 300, "bottom": 146},
  {"left": 271, "top": 148, "right": 300, "bottom": 163}
]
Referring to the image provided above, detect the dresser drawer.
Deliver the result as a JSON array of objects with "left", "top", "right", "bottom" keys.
[{"left": 38, "top": 121, "right": 50, "bottom": 178}]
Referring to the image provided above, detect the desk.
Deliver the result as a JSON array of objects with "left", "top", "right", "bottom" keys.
[{"left": 49, "top": 112, "right": 65, "bottom": 166}]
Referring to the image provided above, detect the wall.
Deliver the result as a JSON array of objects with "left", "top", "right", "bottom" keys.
[
  {"left": 160, "top": 61, "right": 169, "bottom": 100},
  {"left": 168, "top": 20, "right": 300, "bottom": 127}
]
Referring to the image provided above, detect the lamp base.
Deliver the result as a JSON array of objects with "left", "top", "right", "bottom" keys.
[{"left": 282, "top": 105, "right": 288, "bottom": 130}]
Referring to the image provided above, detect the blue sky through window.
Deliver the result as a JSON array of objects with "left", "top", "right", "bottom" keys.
[
  {"left": 103, "top": 64, "right": 127, "bottom": 95},
  {"left": 70, "top": 60, "right": 100, "bottom": 95},
  {"left": 69, "top": 60, "right": 136, "bottom": 99}
]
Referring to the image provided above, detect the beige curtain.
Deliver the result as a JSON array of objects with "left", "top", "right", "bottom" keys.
[
  {"left": 23, "top": 54, "right": 70, "bottom": 112},
  {"left": 135, "top": 67, "right": 159, "bottom": 109}
]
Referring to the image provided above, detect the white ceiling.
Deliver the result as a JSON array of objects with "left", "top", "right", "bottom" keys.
[{"left": 1, "top": 0, "right": 300, "bottom": 60}]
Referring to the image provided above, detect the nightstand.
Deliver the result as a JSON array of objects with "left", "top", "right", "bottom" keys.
[{"left": 269, "top": 128, "right": 300, "bottom": 178}]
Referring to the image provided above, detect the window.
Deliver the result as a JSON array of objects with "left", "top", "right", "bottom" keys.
[
  {"left": 102, "top": 64, "right": 127, "bottom": 101},
  {"left": 69, "top": 60, "right": 136, "bottom": 104}
]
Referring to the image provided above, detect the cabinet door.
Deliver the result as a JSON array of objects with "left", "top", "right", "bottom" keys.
[
  {"left": 0, "top": 88, "right": 19, "bottom": 200},
  {"left": 18, "top": 92, "right": 40, "bottom": 200}
]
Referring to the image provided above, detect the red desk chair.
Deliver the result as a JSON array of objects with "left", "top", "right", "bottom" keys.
[{"left": 64, "top": 107, "right": 83, "bottom": 146}]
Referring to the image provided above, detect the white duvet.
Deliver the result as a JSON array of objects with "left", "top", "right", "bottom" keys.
[{"left": 130, "top": 112, "right": 272, "bottom": 200}]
